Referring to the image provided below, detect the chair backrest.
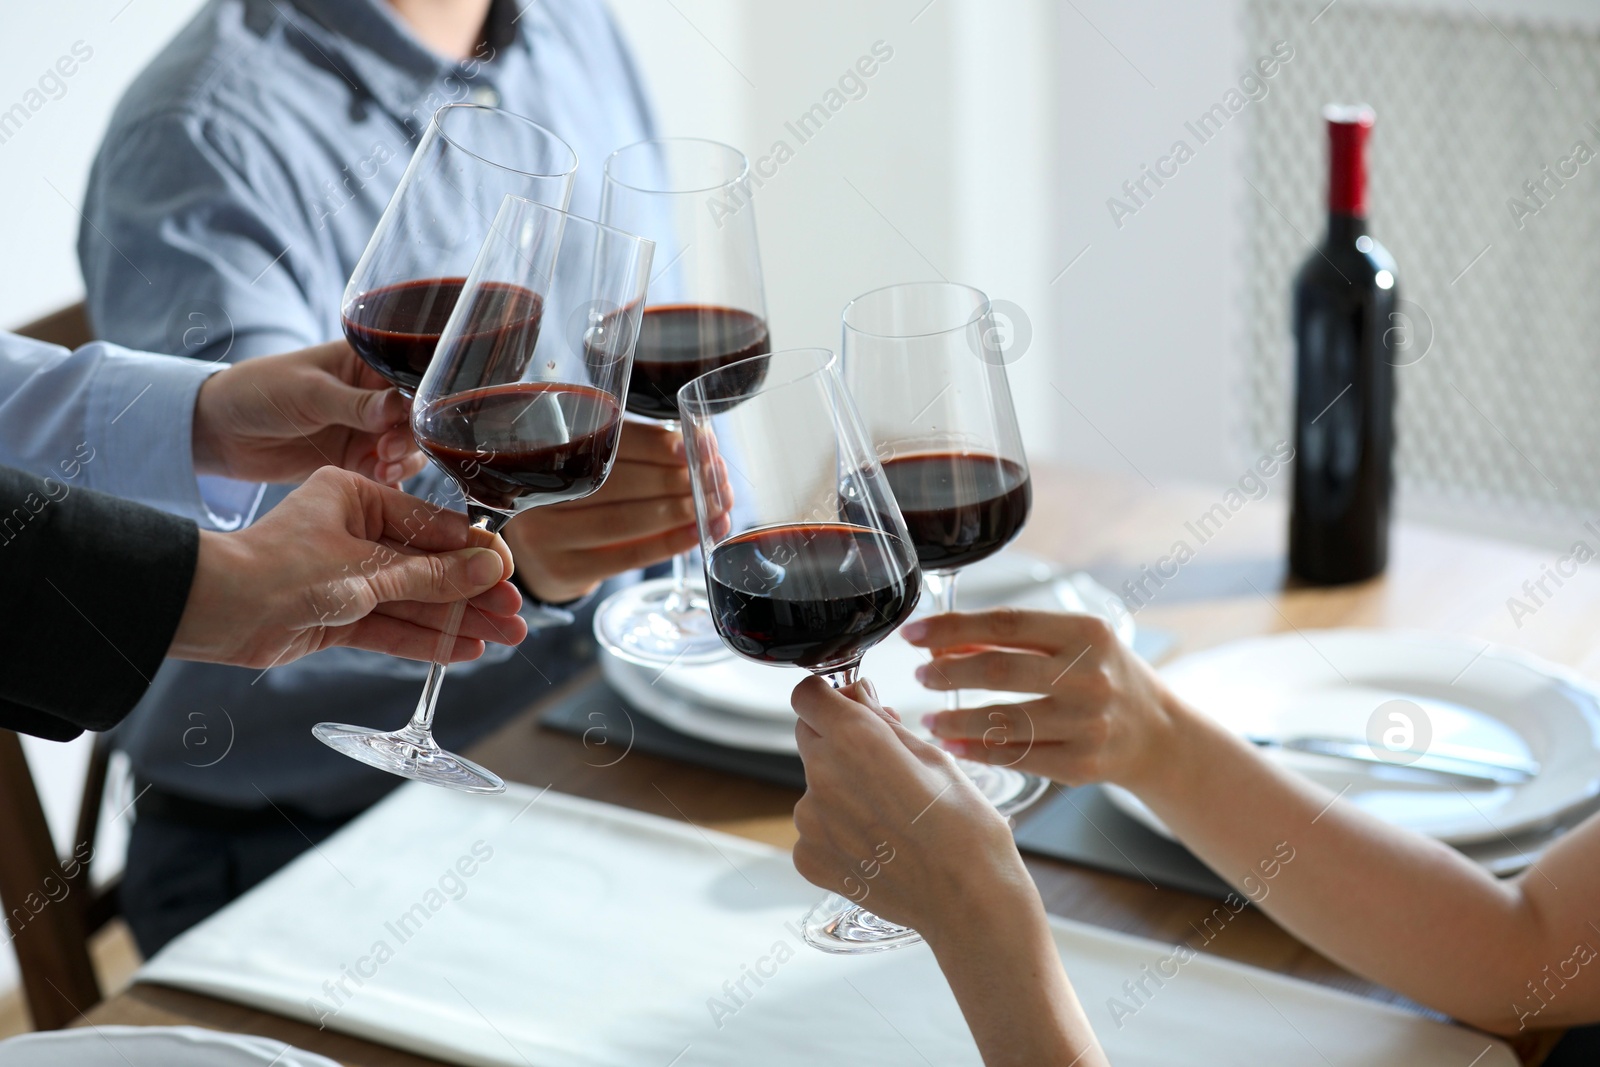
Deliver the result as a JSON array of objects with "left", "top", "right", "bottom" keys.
[
  {"left": 0, "top": 731, "right": 119, "bottom": 1030},
  {"left": 14, "top": 302, "right": 93, "bottom": 350}
]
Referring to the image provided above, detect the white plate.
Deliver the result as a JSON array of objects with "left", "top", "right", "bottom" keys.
[
  {"left": 603, "top": 554, "right": 1135, "bottom": 751},
  {"left": 0, "top": 1026, "right": 340, "bottom": 1067},
  {"left": 1104, "top": 631, "right": 1600, "bottom": 846}
]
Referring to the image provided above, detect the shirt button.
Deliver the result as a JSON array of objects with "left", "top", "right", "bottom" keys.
[{"left": 470, "top": 85, "right": 499, "bottom": 107}]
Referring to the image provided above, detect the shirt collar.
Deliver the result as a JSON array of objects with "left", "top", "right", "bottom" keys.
[{"left": 276, "top": 0, "right": 528, "bottom": 123}]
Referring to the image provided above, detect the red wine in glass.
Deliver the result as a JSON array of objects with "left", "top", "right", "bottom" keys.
[
  {"left": 343, "top": 278, "right": 544, "bottom": 396},
  {"left": 706, "top": 523, "right": 919, "bottom": 671},
  {"left": 340, "top": 105, "right": 577, "bottom": 396},
  {"left": 624, "top": 304, "right": 771, "bottom": 420},
  {"left": 415, "top": 383, "right": 623, "bottom": 513},
  {"left": 881, "top": 452, "right": 1032, "bottom": 572}
]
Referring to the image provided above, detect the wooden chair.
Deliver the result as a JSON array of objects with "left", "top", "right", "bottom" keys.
[
  {"left": 3, "top": 306, "right": 120, "bottom": 1028},
  {"left": 0, "top": 731, "right": 121, "bottom": 1030},
  {"left": 14, "top": 302, "right": 93, "bottom": 349}
]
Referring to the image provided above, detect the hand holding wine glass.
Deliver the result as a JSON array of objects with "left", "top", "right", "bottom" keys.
[
  {"left": 495, "top": 419, "right": 702, "bottom": 605},
  {"left": 313, "top": 196, "right": 654, "bottom": 793},
  {"left": 173, "top": 466, "right": 525, "bottom": 667},
  {"left": 191, "top": 340, "right": 424, "bottom": 487},
  {"left": 791, "top": 678, "right": 1109, "bottom": 1067},
  {"left": 679, "top": 347, "right": 924, "bottom": 952}
]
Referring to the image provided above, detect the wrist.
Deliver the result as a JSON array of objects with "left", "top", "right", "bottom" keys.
[
  {"left": 918, "top": 841, "right": 1042, "bottom": 948},
  {"left": 1118, "top": 689, "right": 1226, "bottom": 803},
  {"left": 190, "top": 372, "right": 229, "bottom": 478},
  {"left": 169, "top": 530, "right": 253, "bottom": 662},
  {"left": 925, "top": 877, "right": 1056, "bottom": 994}
]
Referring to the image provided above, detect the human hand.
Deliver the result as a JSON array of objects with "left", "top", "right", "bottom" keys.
[
  {"left": 191, "top": 340, "right": 424, "bottom": 485},
  {"left": 501, "top": 420, "right": 728, "bottom": 604},
  {"left": 170, "top": 467, "right": 529, "bottom": 668},
  {"left": 792, "top": 673, "right": 1111, "bottom": 1067},
  {"left": 789, "top": 675, "right": 1036, "bottom": 938},
  {"left": 904, "top": 609, "right": 1186, "bottom": 793}
]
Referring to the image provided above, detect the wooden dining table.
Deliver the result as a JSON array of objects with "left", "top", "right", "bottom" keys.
[{"left": 82, "top": 464, "right": 1587, "bottom": 1064}]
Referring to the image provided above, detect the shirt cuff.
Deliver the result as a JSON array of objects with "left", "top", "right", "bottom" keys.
[{"left": 84, "top": 346, "right": 264, "bottom": 529}]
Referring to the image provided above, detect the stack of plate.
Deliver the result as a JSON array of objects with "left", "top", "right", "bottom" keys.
[
  {"left": 1103, "top": 631, "right": 1600, "bottom": 876},
  {"left": 600, "top": 552, "right": 1136, "bottom": 754}
]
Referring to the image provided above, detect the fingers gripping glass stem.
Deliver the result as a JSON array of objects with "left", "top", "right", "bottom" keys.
[{"left": 314, "top": 511, "right": 508, "bottom": 794}]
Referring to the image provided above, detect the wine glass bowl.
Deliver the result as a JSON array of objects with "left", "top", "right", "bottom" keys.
[
  {"left": 842, "top": 281, "right": 1047, "bottom": 816},
  {"left": 592, "top": 138, "right": 772, "bottom": 669},
  {"left": 313, "top": 196, "right": 654, "bottom": 793},
  {"left": 341, "top": 104, "right": 578, "bottom": 395},
  {"left": 679, "top": 348, "right": 925, "bottom": 952}
]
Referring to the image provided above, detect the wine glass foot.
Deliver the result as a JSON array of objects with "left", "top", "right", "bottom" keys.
[
  {"left": 801, "top": 894, "right": 924, "bottom": 955},
  {"left": 312, "top": 722, "right": 505, "bottom": 794},
  {"left": 594, "top": 577, "right": 730, "bottom": 668},
  {"left": 958, "top": 760, "right": 1049, "bottom": 816}
]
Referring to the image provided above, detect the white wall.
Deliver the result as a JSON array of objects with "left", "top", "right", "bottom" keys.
[
  {"left": 0, "top": 1, "right": 208, "bottom": 327},
  {"left": 609, "top": 0, "right": 1255, "bottom": 483}
]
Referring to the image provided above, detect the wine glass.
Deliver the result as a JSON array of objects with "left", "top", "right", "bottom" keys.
[
  {"left": 592, "top": 138, "right": 772, "bottom": 667},
  {"left": 313, "top": 196, "right": 654, "bottom": 793},
  {"left": 842, "top": 282, "right": 1047, "bottom": 816},
  {"left": 341, "top": 103, "right": 577, "bottom": 396},
  {"left": 678, "top": 348, "right": 925, "bottom": 954}
]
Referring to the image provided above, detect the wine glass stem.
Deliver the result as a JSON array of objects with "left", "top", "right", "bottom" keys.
[
  {"left": 658, "top": 417, "right": 694, "bottom": 613},
  {"left": 405, "top": 605, "right": 465, "bottom": 737},
  {"left": 818, "top": 662, "right": 861, "bottom": 690},
  {"left": 667, "top": 549, "right": 692, "bottom": 610},
  {"left": 925, "top": 571, "right": 960, "bottom": 712},
  {"left": 404, "top": 509, "right": 506, "bottom": 738}
]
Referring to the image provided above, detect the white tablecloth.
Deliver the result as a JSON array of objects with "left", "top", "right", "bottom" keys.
[{"left": 138, "top": 783, "right": 1515, "bottom": 1066}]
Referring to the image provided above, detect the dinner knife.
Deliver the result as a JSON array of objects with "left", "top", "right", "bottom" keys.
[{"left": 1247, "top": 735, "right": 1540, "bottom": 787}]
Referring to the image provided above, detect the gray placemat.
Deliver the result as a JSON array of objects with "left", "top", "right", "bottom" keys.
[
  {"left": 539, "top": 677, "right": 807, "bottom": 789},
  {"left": 1012, "top": 784, "right": 1235, "bottom": 900}
]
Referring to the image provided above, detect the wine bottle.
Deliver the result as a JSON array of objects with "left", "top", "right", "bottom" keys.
[{"left": 1288, "top": 104, "right": 1398, "bottom": 585}]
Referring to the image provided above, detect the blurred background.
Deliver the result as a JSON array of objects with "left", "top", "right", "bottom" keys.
[{"left": 4, "top": 0, "right": 1598, "bottom": 1009}]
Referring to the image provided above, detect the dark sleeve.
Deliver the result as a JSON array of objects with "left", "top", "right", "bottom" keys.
[{"left": 0, "top": 465, "right": 199, "bottom": 740}]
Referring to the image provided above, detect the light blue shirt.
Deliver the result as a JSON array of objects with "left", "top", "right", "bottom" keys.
[
  {"left": 0, "top": 333, "right": 260, "bottom": 528},
  {"left": 78, "top": 0, "right": 656, "bottom": 815}
]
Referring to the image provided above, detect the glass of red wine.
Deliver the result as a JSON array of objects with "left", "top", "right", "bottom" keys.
[
  {"left": 592, "top": 138, "right": 772, "bottom": 668},
  {"left": 842, "top": 282, "right": 1047, "bottom": 816},
  {"left": 678, "top": 348, "right": 925, "bottom": 953},
  {"left": 313, "top": 195, "right": 654, "bottom": 793},
  {"left": 341, "top": 103, "right": 577, "bottom": 397}
]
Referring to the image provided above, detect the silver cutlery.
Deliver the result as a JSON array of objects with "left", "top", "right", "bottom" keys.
[{"left": 1247, "top": 734, "right": 1540, "bottom": 788}]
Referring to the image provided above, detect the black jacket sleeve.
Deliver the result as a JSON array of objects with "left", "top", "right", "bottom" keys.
[{"left": 0, "top": 465, "right": 199, "bottom": 740}]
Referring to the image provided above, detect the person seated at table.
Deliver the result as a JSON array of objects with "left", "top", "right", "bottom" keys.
[
  {"left": 73, "top": 0, "right": 680, "bottom": 954},
  {"left": 0, "top": 331, "right": 526, "bottom": 742},
  {"left": 798, "top": 609, "right": 1600, "bottom": 1053},
  {"left": 790, "top": 676, "right": 1109, "bottom": 1067}
]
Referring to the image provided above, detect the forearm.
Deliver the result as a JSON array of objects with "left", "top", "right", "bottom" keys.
[
  {"left": 927, "top": 895, "right": 1107, "bottom": 1067},
  {"left": 0, "top": 466, "right": 198, "bottom": 734},
  {"left": 1131, "top": 700, "right": 1561, "bottom": 1030}
]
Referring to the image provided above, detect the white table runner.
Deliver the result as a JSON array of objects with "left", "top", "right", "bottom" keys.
[{"left": 138, "top": 784, "right": 1514, "bottom": 1066}]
